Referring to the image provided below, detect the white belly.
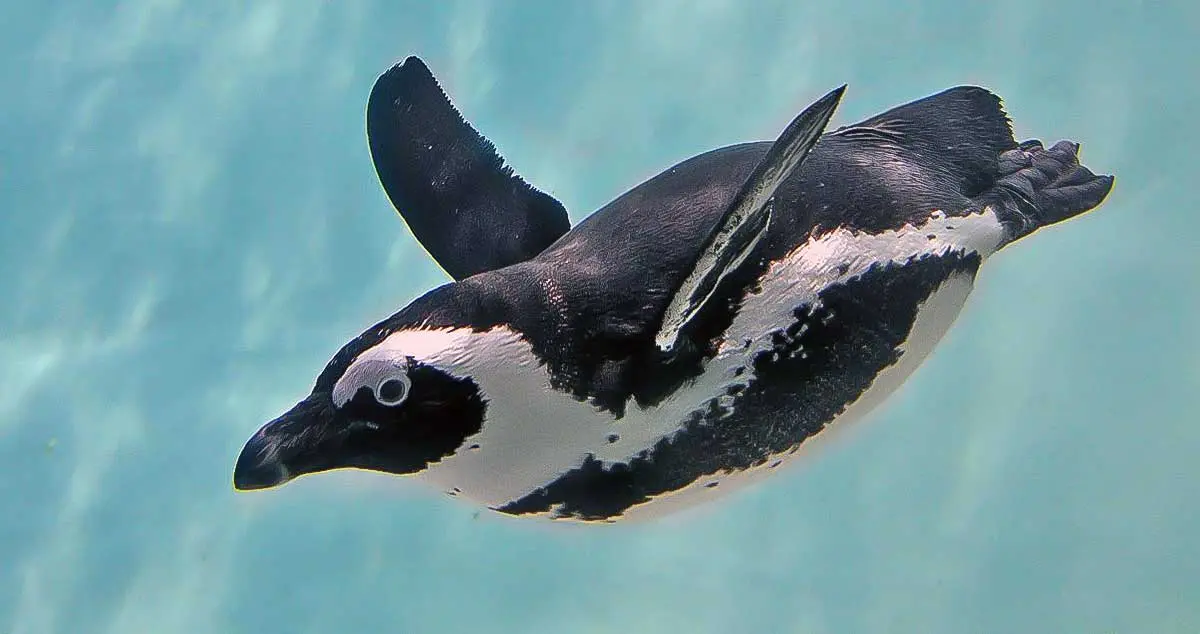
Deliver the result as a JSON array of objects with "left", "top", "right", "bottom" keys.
[
  {"left": 617, "top": 269, "right": 976, "bottom": 522},
  {"left": 400, "top": 207, "right": 1005, "bottom": 519}
]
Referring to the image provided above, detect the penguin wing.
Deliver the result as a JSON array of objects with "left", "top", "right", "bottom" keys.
[
  {"left": 654, "top": 85, "right": 846, "bottom": 353},
  {"left": 366, "top": 56, "right": 571, "bottom": 280}
]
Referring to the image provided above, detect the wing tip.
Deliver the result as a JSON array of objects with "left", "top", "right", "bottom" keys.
[
  {"left": 371, "top": 55, "right": 444, "bottom": 109},
  {"left": 368, "top": 54, "right": 528, "bottom": 178},
  {"left": 363, "top": 53, "right": 572, "bottom": 278},
  {"left": 390, "top": 54, "right": 431, "bottom": 76}
]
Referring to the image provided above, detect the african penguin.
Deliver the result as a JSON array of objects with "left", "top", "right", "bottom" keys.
[{"left": 232, "top": 55, "right": 1115, "bottom": 523}]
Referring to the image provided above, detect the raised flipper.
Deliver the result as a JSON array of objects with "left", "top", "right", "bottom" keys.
[
  {"left": 654, "top": 85, "right": 846, "bottom": 354},
  {"left": 366, "top": 56, "right": 571, "bottom": 280}
]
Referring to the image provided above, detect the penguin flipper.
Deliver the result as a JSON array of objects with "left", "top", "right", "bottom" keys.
[
  {"left": 654, "top": 85, "right": 846, "bottom": 353},
  {"left": 366, "top": 56, "right": 571, "bottom": 280}
]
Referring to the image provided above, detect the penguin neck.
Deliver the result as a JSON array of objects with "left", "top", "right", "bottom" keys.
[{"left": 392, "top": 274, "right": 520, "bottom": 333}]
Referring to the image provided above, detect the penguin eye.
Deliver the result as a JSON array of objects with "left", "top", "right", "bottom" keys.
[{"left": 375, "top": 376, "right": 409, "bottom": 406}]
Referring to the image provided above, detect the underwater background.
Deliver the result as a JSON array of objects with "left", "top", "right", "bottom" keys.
[{"left": 2, "top": 2, "right": 1197, "bottom": 632}]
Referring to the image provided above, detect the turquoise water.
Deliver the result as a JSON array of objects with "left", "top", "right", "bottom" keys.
[{"left": 2, "top": 2, "right": 1196, "bottom": 632}]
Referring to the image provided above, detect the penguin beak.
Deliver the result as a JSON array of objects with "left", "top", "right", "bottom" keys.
[{"left": 233, "top": 395, "right": 334, "bottom": 491}]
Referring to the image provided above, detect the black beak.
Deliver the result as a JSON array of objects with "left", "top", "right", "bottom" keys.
[
  {"left": 233, "top": 429, "right": 292, "bottom": 491},
  {"left": 233, "top": 396, "right": 331, "bottom": 491}
]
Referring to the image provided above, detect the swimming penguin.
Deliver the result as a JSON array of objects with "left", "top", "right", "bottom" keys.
[{"left": 232, "top": 56, "right": 1114, "bottom": 523}]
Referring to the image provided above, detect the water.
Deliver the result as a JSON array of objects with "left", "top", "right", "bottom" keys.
[{"left": 2, "top": 2, "right": 1196, "bottom": 632}]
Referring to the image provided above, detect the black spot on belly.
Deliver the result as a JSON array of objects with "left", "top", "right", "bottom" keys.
[{"left": 499, "top": 252, "right": 981, "bottom": 521}]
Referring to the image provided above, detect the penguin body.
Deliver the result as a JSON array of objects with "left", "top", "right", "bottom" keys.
[{"left": 233, "top": 56, "right": 1114, "bottom": 523}]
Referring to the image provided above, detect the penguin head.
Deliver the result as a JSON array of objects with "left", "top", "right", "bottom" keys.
[{"left": 232, "top": 329, "right": 486, "bottom": 491}]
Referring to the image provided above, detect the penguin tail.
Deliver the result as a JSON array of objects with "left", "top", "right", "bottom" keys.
[{"left": 983, "top": 139, "right": 1115, "bottom": 241}]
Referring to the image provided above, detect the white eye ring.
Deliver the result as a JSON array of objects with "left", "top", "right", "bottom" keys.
[{"left": 375, "top": 374, "right": 410, "bottom": 406}]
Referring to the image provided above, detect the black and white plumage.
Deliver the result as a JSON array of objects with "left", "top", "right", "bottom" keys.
[{"left": 232, "top": 56, "right": 1115, "bottom": 523}]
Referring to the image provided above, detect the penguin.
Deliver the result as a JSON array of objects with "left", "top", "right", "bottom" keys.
[{"left": 232, "top": 55, "right": 1114, "bottom": 523}]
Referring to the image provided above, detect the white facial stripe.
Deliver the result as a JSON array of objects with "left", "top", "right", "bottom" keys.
[
  {"left": 353, "top": 327, "right": 608, "bottom": 505},
  {"left": 332, "top": 356, "right": 410, "bottom": 408},
  {"left": 345, "top": 207, "right": 1006, "bottom": 515}
]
